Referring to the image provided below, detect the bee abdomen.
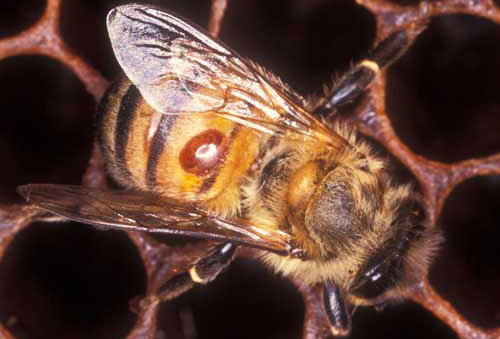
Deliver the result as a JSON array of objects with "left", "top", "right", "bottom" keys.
[
  {"left": 96, "top": 78, "right": 260, "bottom": 211},
  {"left": 97, "top": 79, "right": 174, "bottom": 190},
  {"left": 96, "top": 79, "right": 137, "bottom": 187},
  {"left": 113, "top": 83, "right": 141, "bottom": 181},
  {"left": 146, "top": 115, "right": 177, "bottom": 188}
]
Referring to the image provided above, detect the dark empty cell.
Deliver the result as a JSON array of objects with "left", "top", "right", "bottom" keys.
[
  {"left": 386, "top": 15, "right": 500, "bottom": 163},
  {"left": 60, "top": 0, "right": 117, "bottom": 79},
  {"left": 350, "top": 303, "right": 456, "bottom": 339},
  {"left": 60, "top": 0, "right": 210, "bottom": 80},
  {"left": 0, "top": 222, "right": 146, "bottom": 339},
  {"left": 430, "top": 175, "right": 500, "bottom": 328},
  {"left": 161, "top": 259, "right": 304, "bottom": 339},
  {"left": 0, "top": 0, "right": 45, "bottom": 38},
  {"left": 221, "top": 0, "right": 375, "bottom": 96},
  {"left": 0, "top": 56, "right": 94, "bottom": 203}
]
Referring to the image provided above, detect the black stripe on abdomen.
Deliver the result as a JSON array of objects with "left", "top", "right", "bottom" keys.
[
  {"left": 96, "top": 81, "right": 122, "bottom": 163},
  {"left": 114, "top": 84, "right": 141, "bottom": 180},
  {"left": 146, "top": 114, "right": 177, "bottom": 188}
]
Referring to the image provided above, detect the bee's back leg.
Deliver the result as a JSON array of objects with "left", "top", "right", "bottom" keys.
[
  {"left": 154, "top": 243, "right": 237, "bottom": 302},
  {"left": 309, "top": 25, "right": 425, "bottom": 119}
]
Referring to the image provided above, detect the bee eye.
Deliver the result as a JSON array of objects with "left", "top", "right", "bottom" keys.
[
  {"left": 352, "top": 255, "right": 404, "bottom": 299},
  {"left": 180, "top": 129, "right": 226, "bottom": 175},
  {"left": 352, "top": 199, "right": 426, "bottom": 300}
]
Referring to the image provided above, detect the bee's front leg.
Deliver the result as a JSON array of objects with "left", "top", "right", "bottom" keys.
[
  {"left": 153, "top": 243, "right": 237, "bottom": 302},
  {"left": 323, "top": 281, "right": 352, "bottom": 337},
  {"left": 309, "top": 24, "right": 426, "bottom": 118}
]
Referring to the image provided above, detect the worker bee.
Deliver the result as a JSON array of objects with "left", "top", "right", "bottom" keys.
[{"left": 17, "top": 4, "right": 441, "bottom": 337}]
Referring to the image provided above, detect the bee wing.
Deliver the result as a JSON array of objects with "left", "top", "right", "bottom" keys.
[
  {"left": 17, "top": 184, "right": 294, "bottom": 255},
  {"left": 107, "top": 4, "right": 348, "bottom": 149}
]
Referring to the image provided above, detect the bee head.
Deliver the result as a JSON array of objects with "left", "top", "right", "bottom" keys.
[
  {"left": 290, "top": 162, "right": 440, "bottom": 301},
  {"left": 348, "top": 195, "right": 434, "bottom": 302}
]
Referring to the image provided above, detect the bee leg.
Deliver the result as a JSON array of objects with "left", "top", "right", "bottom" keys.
[
  {"left": 155, "top": 243, "right": 237, "bottom": 302},
  {"left": 323, "top": 281, "right": 352, "bottom": 337},
  {"left": 188, "top": 243, "right": 237, "bottom": 284},
  {"left": 154, "top": 271, "right": 195, "bottom": 302},
  {"left": 311, "top": 27, "right": 423, "bottom": 118}
]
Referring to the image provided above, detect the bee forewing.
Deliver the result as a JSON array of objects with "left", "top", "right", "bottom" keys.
[
  {"left": 17, "top": 184, "right": 292, "bottom": 254},
  {"left": 107, "top": 4, "right": 347, "bottom": 147},
  {"left": 107, "top": 4, "right": 236, "bottom": 115}
]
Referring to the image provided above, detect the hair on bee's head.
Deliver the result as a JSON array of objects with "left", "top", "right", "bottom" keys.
[{"left": 304, "top": 163, "right": 385, "bottom": 258}]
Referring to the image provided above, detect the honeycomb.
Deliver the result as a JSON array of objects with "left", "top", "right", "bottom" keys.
[{"left": 0, "top": 0, "right": 498, "bottom": 338}]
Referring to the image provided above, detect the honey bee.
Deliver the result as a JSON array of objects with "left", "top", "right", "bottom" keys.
[{"left": 17, "top": 4, "right": 441, "bottom": 337}]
